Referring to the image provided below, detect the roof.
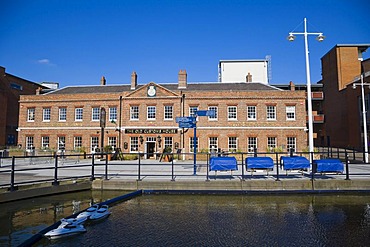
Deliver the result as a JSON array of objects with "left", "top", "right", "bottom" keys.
[{"left": 46, "top": 82, "right": 282, "bottom": 95}]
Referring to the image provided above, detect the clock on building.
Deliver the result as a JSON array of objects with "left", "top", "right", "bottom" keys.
[{"left": 147, "top": 85, "right": 156, "bottom": 97}]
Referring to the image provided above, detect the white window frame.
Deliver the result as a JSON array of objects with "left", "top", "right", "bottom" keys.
[
  {"left": 109, "top": 107, "right": 117, "bottom": 122},
  {"left": 147, "top": 106, "right": 156, "bottom": 120},
  {"left": 267, "top": 137, "right": 277, "bottom": 151},
  {"left": 228, "top": 137, "right": 237, "bottom": 152},
  {"left": 228, "top": 106, "right": 237, "bottom": 120},
  {"left": 209, "top": 137, "right": 218, "bottom": 151},
  {"left": 26, "top": 136, "right": 34, "bottom": 150},
  {"left": 164, "top": 105, "right": 173, "bottom": 120},
  {"left": 164, "top": 137, "right": 173, "bottom": 150},
  {"left": 27, "top": 108, "right": 35, "bottom": 122},
  {"left": 247, "top": 106, "right": 257, "bottom": 120},
  {"left": 74, "top": 136, "right": 82, "bottom": 149},
  {"left": 75, "top": 108, "right": 83, "bottom": 121},
  {"left": 189, "top": 137, "right": 198, "bottom": 152},
  {"left": 41, "top": 136, "right": 50, "bottom": 149},
  {"left": 208, "top": 106, "right": 218, "bottom": 121},
  {"left": 92, "top": 107, "right": 100, "bottom": 121},
  {"left": 130, "top": 106, "right": 139, "bottom": 120},
  {"left": 248, "top": 137, "right": 258, "bottom": 153},
  {"left": 43, "top": 108, "right": 51, "bottom": 122},
  {"left": 58, "top": 136, "right": 66, "bottom": 150},
  {"left": 130, "top": 137, "right": 139, "bottom": 152},
  {"left": 59, "top": 107, "right": 67, "bottom": 121},
  {"left": 108, "top": 136, "right": 117, "bottom": 149},
  {"left": 286, "top": 105, "right": 296, "bottom": 121},
  {"left": 287, "top": 137, "right": 296, "bottom": 152},
  {"left": 91, "top": 136, "right": 99, "bottom": 152},
  {"left": 266, "top": 105, "right": 276, "bottom": 120}
]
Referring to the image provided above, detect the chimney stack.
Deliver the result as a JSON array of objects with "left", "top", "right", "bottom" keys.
[
  {"left": 178, "top": 69, "right": 187, "bottom": 89},
  {"left": 100, "top": 76, "right": 106, "bottom": 86},
  {"left": 246, "top": 72, "right": 252, "bottom": 83},
  {"left": 131, "top": 71, "right": 137, "bottom": 90},
  {"left": 289, "top": 81, "right": 295, "bottom": 91},
  {"left": 36, "top": 87, "right": 42, "bottom": 95}
]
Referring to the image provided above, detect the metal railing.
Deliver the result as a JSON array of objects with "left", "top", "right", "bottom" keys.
[{"left": 0, "top": 149, "right": 369, "bottom": 191}]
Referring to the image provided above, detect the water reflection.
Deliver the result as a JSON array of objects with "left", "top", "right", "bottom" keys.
[{"left": 2, "top": 193, "right": 370, "bottom": 246}]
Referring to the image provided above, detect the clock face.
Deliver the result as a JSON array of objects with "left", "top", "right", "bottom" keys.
[{"left": 147, "top": 85, "right": 156, "bottom": 97}]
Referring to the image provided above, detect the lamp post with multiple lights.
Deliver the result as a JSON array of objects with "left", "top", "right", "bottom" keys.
[{"left": 287, "top": 18, "right": 325, "bottom": 155}]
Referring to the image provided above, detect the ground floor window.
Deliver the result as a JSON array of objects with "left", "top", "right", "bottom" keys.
[
  {"left": 91, "top": 136, "right": 99, "bottom": 152},
  {"left": 189, "top": 137, "right": 198, "bottom": 152},
  {"left": 248, "top": 137, "right": 257, "bottom": 153},
  {"left": 228, "top": 137, "right": 237, "bottom": 152},
  {"left": 108, "top": 136, "right": 117, "bottom": 149},
  {"left": 209, "top": 137, "right": 218, "bottom": 152},
  {"left": 287, "top": 137, "right": 296, "bottom": 152},
  {"left": 267, "top": 137, "right": 277, "bottom": 152},
  {"left": 74, "top": 136, "right": 82, "bottom": 150},
  {"left": 26, "top": 136, "right": 34, "bottom": 150},
  {"left": 58, "top": 136, "right": 66, "bottom": 151},
  {"left": 164, "top": 137, "right": 173, "bottom": 151},
  {"left": 41, "top": 136, "right": 50, "bottom": 149},
  {"left": 130, "top": 137, "right": 139, "bottom": 152}
]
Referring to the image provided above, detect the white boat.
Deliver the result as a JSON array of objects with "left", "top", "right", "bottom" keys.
[
  {"left": 76, "top": 204, "right": 99, "bottom": 219},
  {"left": 59, "top": 216, "right": 88, "bottom": 227},
  {"left": 89, "top": 205, "right": 111, "bottom": 221},
  {"left": 44, "top": 222, "right": 86, "bottom": 239}
]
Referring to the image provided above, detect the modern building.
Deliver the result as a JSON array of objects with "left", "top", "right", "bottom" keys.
[
  {"left": 0, "top": 66, "right": 47, "bottom": 147},
  {"left": 17, "top": 70, "right": 307, "bottom": 157},
  {"left": 320, "top": 44, "right": 370, "bottom": 150}
]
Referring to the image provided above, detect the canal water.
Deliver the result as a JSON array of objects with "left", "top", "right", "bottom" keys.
[{"left": 2, "top": 192, "right": 370, "bottom": 246}]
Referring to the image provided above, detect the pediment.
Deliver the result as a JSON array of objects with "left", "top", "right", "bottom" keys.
[{"left": 125, "top": 82, "right": 179, "bottom": 98}]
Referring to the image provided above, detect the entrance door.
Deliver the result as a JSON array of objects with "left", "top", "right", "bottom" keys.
[{"left": 147, "top": 142, "right": 156, "bottom": 159}]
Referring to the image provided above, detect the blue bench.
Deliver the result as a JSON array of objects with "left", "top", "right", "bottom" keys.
[
  {"left": 246, "top": 157, "right": 274, "bottom": 175},
  {"left": 210, "top": 156, "right": 238, "bottom": 178},
  {"left": 280, "top": 156, "right": 310, "bottom": 174},
  {"left": 312, "top": 159, "right": 344, "bottom": 174}
]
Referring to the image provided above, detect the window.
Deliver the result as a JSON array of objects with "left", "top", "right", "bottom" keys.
[
  {"left": 209, "top": 137, "right": 218, "bottom": 151},
  {"left": 11, "top": 83, "right": 23, "bottom": 91},
  {"left": 108, "top": 136, "right": 117, "bottom": 149},
  {"left": 91, "top": 136, "right": 99, "bottom": 152},
  {"left": 92, "top": 107, "right": 100, "bottom": 121},
  {"left": 75, "top": 108, "right": 83, "bottom": 121},
  {"left": 286, "top": 105, "right": 296, "bottom": 120},
  {"left": 74, "top": 136, "right": 82, "bottom": 150},
  {"left": 164, "top": 105, "right": 173, "bottom": 120},
  {"left": 109, "top": 107, "right": 117, "bottom": 122},
  {"left": 43, "top": 108, "right": 51, "bottom": 121},
  {"left": 130, "top": 106, "right": 139, "bottom": 120},
  {"left": 41, "top": 136, "right": 49, "bottom": 149},
  {"left": 266, "top": 105, "right": 276, "bottom": 120},
  {"left": 164, "top": 137, "right": 173, "bottom": 150},
  {"left": 130, "top": 137, "right": 139, "bottom": 152},
  {"left": 189, "top": 106, "right": 198, "bottom": 117},
  {"left": 248, "top": 137, "right": 257, "bottom": 153},
  {"left": 228, "top": 106, "right": 237, "bottom": 120},
  {"left": 27, "top": 108, "right": 35, "bottom": 122},
  {"left": 267, "top": 137, "right": 277, "bottom": 151},
  {"left": 59, "top": 107, "right": 67, "bottom": 121},
  {"left": 247, "top": 106, "right": 257, "bottom": 120},
  {"left": 287, "top": 137, "right": 296, "bottom": 152},
  {"left": 208, "top": 106, "right": 218, "bottom": 120},
  {"left": 26, "top": 136, "right": 34, "bottom": 150},
  {"left": 228, "top": 137, "right": 237, "bottom": 152},
  {"left": 58, "top": 136, "right": 65, "bottom": 150},
  {"left": 189, "top": 137, "right": 198, "bottom": 152},
  {"left": 147, "top": 106, "right": 156, "bottom": 120}
]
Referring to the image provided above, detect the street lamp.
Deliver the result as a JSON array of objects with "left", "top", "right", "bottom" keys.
[
  {"left": 352, "top": 73, "right": 370, "bottom": 163},
  {"left": 287, "top": 17, "right": 325, "bottom": 155}
]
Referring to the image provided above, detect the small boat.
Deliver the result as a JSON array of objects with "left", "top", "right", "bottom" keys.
[
  {"left": 44, "top": 222, "right": 86, "bottom": 239},
  {"left": 60, "top": 216, "right": 88, "bottom": 226},
  {"left": 76, "top": 204, "right": 99, "bottom": 219},
  {"left": 89, "top": 205, "right": 111, "bottom": 221}
]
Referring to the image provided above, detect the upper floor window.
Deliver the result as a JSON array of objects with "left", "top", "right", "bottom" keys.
[
  {"left": 247, "top": 106, "right": 257, "bottom": 120},
  {"left": 43, "top": 108, "right": 51, "bottom": 121},
  {"left": 164, "top": 105, "right": 173, "bottom": 120},
  {"left": 208, "top": 106, "right": 218, "bottom": 120},
  {"left": 266, "top": 105, "right": 276, "bottom": 120},
  {"left": 189, "top": 106, "right": 198, "bottom": 117},
  {"left": 286, "top": 105, "right": 296, "bottom": 120},
  {"left": 228, "top": 106, "right": 237, "bottom": 120},
  {"left": 59, "top": 107, "right": 67, "bottom": 121},
  {"left": 130, "top": 106, "right": 139, "bottom": 120},
  {"left": 27, "top": 108, "right": 35, "bottom": 122},
  {"left": 92, "top": 107, "right": 100, "bottom": 121},
  {"left": 75, "top": 108, "right": 83, "bottom": 121},
  {"left": 109, "top": 107, "right": 117, "bottom": 122},
  {"left": 147, "top": 106, "right": 156, "bottom": 120}
]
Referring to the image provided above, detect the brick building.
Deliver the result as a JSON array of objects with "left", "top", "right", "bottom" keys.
[
  {"left": 321, "top": 44, "right": 370, "bottom": 149},
  {"left": 17, "top": 70, "right": 307, "bottom": 157},
  {"left": 0, "top": 66, "right": 47, "bottom": 147}
]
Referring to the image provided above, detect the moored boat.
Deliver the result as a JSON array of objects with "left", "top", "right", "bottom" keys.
[
  {"left": 44, "top": 223, "right": 86, "bottom": 239},
  {"left": 89, "top": 205, "right": 111, "bottom": 221},
  {"left": 76, "top": 204, "right": 99, "bottom": 219}
]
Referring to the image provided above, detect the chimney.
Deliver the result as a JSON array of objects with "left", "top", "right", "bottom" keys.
[
  {"left": 131, "top": 71, "right": 137, "bottom": 90},
  {"left": 0, "top": 66, "right": 5, "bottom": 76},
  {"left": 178, "top": 69, "right": 187, "bottom": 89},
  {"left": 289, "top": 81, "right": 295, "bottom": 91},
  {"left": 100, "top": 76, "right": 106, "bottom": 86},
  {"left": 36, "top": 87, "right": 42, "bottom": 95},
  {"left": 246, "top": 72, "right": 252, "bottom": 82}
]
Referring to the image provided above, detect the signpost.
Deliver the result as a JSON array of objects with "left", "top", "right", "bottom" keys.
[{"left": 176, "top": 111, "right": 214, "bottom": 175}]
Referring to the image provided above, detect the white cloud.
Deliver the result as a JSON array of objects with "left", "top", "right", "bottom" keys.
[{"left": 37, "top": 58, "right": 55, "bottom": 66}]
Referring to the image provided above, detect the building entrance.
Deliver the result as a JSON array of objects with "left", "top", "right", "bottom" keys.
[{"left": 146, "top": 136, "right": 157, "bottom": 159}]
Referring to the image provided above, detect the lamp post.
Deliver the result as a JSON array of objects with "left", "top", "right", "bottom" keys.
[
  {"left": 352, "top": 73, "right": 370, "bottom": 163},
  {"left": 287, "top": 17, "right": 325, "bottom": 155}
]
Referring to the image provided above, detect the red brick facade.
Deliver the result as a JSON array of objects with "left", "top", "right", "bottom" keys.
[{"left": 18, "top": 71, "right": 307, "bottom": 157}]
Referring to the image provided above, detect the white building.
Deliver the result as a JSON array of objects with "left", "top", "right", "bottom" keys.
[{"left": 218, "top": 58, "right": 270, "bottom": 84}]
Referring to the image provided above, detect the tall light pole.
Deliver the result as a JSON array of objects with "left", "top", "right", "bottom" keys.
[{"left": 287, "top": 18, "right": 325, "bottom": 154}]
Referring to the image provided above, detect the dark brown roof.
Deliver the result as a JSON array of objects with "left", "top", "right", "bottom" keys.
[{"left": 47, "top": 82, "right": 281, "bottom": 95}]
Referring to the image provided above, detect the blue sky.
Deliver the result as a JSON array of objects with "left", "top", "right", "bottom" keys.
[{"left": 1, "top": 0, "right": 369, "bottom": 87}]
